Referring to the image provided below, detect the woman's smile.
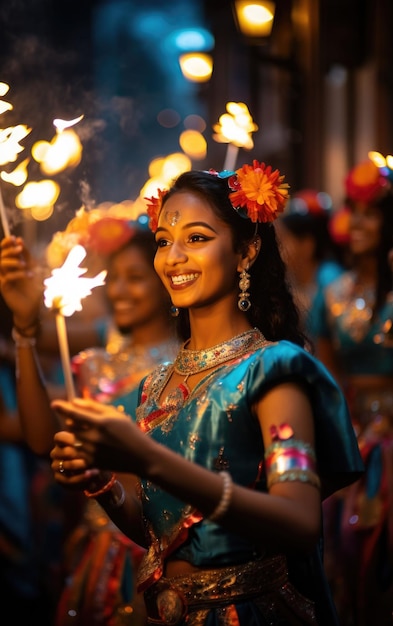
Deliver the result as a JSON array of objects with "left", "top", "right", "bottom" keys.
[{"left": 169, "top": 272, "right": 200, "bottom": 288}]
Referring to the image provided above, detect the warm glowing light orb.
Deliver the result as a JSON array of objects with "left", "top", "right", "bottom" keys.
[
  {"left": 40, "top": 130, "right": 82, "bottom": 175},
  {"left": 179, "top": 130, "right": 207, "bottom": 160},
  {"left": 1, "top": 158, "right": 30, "bottom": 186},
  {"left": 15, "top": 179, "right": 60, "bottom": 209},
  {"left": 234, "top": 1, "right": 275, "bottom": 37},
  {"left": 179, "top": 53, "right": 213, "bottom": 82}
]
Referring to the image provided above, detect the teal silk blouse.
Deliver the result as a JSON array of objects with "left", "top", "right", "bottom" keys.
[{"left": 134, "top": 340, "right": 364, "bottom": 589}]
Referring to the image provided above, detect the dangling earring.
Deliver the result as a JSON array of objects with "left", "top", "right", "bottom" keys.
[
  {"left": 238, "top": 266, "right": 251, "bottom": 312},
  {"left": 170, "top": 305, "right": 179, "bottom": 317}
]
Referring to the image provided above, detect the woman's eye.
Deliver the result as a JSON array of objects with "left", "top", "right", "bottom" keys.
[
  {"left": 189, "top": 234, "right": 209, "bottom": 243},
  {"left": 156, "top": 238, "right": 169, "bottom": 248}
]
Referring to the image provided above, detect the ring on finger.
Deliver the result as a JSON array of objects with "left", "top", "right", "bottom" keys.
[{"left": 59, "top": 460, "right": 65, "bottom": 473}]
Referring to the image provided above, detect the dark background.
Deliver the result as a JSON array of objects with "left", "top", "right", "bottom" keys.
[{"left": 0, "top": 0, "right": 392, "bottom": 242}]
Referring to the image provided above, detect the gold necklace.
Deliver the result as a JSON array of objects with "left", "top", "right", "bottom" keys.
[{"left": 174, "top": 328, "right": 267, "bottom": 381}]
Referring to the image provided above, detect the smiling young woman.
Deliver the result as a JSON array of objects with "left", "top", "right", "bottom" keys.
[{"left": 47, "top": 162, "right": 363, "bottom": 626}]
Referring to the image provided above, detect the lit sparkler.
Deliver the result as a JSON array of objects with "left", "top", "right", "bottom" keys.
[
  {"left": 43, "top": 244, "right": 106, "bottom": 399},
  {"left": 0, "top": 116, "right": 31, "bottom": 235},
  {"left": 213, "top": 102, "right": 258, "bottom": 171}
]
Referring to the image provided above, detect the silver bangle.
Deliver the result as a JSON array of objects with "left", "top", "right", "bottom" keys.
[
  {"left": 208, "top": 471, "right": 233, "bottom": 522},
  {"left": 12, "top": 327, "right": 37, "bottom": 347},
  {"left": 110, "top": 480, "right": 126, "bottom": 508}
]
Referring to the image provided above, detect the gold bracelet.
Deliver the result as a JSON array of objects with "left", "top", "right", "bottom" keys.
[
  {"left": 208, "top": 471, "right": 233, "bottom": 522},
  {"left": 12, "top": 327, "right": 37, "bottom": 347}
]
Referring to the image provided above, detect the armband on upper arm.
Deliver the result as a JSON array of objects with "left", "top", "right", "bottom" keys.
[{"left": 264, "top": 424, "right": 320, "bottom": 490}]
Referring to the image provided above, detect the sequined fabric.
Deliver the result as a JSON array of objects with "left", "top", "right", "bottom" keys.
[
  {"left": 143, "top": 556, "right": 317, "bottom": 625},
  {"left": 319, "top": 272, "right": 393, "bottom": 374}
]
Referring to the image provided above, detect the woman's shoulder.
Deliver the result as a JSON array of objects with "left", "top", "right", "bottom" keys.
[
  {"left": 252, "top": 338, "right": 310, "bottom": 361},
  {"left": 247, "top": 339, "right": 338, "bottom": 388},
  {"left": 248, "top": 340, "right": 363, "bottom": 491}
]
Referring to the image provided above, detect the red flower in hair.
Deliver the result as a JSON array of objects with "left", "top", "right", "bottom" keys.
[
  {"left": 145, "top": 188, "right": 168, "bottom": 232},
  {"left": 229, "top": 160, "right": 289, "bottom": 223}
]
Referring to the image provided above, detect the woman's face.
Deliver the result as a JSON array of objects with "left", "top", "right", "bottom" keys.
[
  {"left": 348, "top": 201, "right": 383, "bottom": 255},
  {"left": 105, "top": 244, "right": 168, "bottom": 331},
  {"left": 154, "top": 191, "right": 242, "bottom": 311}
]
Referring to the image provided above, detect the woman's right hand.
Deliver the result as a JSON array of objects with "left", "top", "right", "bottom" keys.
[
  {"left": 0, "top": 235, "right": 44, "bottom": 327},
  {"left": 50, "top": 397, "right": 151, "bottom": 476}
]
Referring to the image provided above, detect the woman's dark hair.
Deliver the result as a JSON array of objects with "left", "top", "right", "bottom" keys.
[
  {"left": 113, "top": 226, "right": 159, "bottom": 267},
  {"left": 162, "top": 170, "right": 308, "bottom": 348}
]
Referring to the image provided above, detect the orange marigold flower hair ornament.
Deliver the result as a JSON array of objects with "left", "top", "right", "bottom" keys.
[{"left": 228, "top": 160, "right": 290, "bottom": 223}]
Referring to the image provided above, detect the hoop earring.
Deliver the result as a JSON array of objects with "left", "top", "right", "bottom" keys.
[
  {"left": 238, "top": 267, "right": 251, "bottom": 312},
  {"left": 170, "top": 305, "right": 179, "bottom": 317}
]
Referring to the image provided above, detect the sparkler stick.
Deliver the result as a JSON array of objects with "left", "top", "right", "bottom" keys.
[
  {"left": 55, "top": 309, "right": 76, "bottom": 400},
  {"left": 223, "top": 144, "right": 239, "bottom": 172},
  {"left": 0, "top": 186, "right": 10, "bottom": 236},
  {"left": 44, "top": 245, "right": 106, "bottom": 400}
]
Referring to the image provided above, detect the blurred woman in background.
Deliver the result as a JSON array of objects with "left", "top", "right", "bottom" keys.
[
  {"left": 313, "top": 159, "right": 393, "bottom": 625},
  {"left": 0, "top": 210, "right": 179, "bottom": 625},
  {"left": 275, "top": 189, "right": 345, "bottom": 346}
]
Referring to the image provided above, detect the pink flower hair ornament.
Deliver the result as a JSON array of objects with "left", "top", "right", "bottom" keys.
[{"left": 144, "top": 160, "right": 289, "bottom": 233}]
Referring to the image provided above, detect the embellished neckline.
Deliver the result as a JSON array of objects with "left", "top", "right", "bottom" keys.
[{"left": 174, "top": 328, "right": 267, "bottom": 380}]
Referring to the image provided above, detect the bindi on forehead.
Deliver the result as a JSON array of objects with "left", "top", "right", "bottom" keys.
[{"left": 164, "top": 210, "right": 181, "bottom": 226}]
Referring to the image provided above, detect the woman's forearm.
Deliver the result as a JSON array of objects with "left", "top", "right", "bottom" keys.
[
  {"left": 89, "top": 473, "right": 148, "bottom": 547},
  {"left": 15, "top": 342, "right": 60, "bottom": 455}
]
